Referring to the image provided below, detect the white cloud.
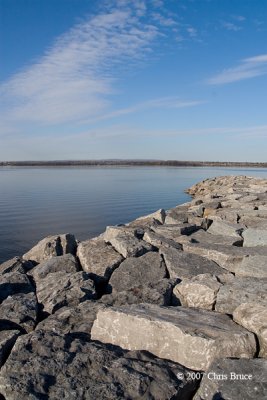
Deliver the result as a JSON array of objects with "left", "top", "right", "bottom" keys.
[
  {"left": 221, "top": 21, "right": 242, "bottom": 31},
  {"left": 206, "top": 53, "right": 267, "bottom": 85}
]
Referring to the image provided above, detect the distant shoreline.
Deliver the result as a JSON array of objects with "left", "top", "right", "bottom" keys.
[{"left": 0, "top": 160, "right": 267, "bottom": 168}]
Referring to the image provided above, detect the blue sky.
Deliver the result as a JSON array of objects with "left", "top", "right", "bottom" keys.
[{"left": 0, "top": 0, "right": 267, "bottom": 161}]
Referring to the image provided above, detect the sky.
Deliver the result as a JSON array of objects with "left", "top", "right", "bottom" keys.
[{"left": 0, "top": 0, "right": 267, "bottom": 161}]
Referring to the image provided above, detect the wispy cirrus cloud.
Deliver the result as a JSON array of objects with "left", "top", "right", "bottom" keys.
[{"left": 206, "top": 54, "right": 267, "bottom": 85}]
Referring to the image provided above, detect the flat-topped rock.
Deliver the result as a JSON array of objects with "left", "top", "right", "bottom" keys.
[
  {"left": 109, "top": 252, "right": 167, "bottom": 292},
  {"left": 234, "top": 255, "right": 267, "bottom": 278},
  {"left": 30, "top": 253, "right": 80, "bottom": 281},
  {"left": 207, "top": 219, "right": 244, "bottom": 237},
  {"left": 77, "top": 237, "right": 123, "bottom": 282},
  {"left": 242, "top": 227, "right": 267, "bottom": 247},
  {"left": 143, "top": 230, "right": 183, "bottom": 250},
  {"left": 188, "top": 229, "right": 243, "bottom": 246},
  {"left": 194, "top": 358, "right": 267, "bottom": 400},
  {"left": 36, "top": 271, "right": 96, "bottom": 314},
  {"left": 103, "top": 226, "right": 153, "bottom": 258},
  {"left": 215, "top": 276, "right": 267, "bottom": 314},
  {"left": 160, "top": 247, "right": 226, "bottom": 280},
  {"left": 23, "top": 233, "right": 77, "bottom": 263},
  {"left": 0, "top": 330, "right": 198, "bottom": 400},
  {"left": 91, "top": 304, "right": 256, "bottom": 371},
  {"left": 233, "top": 303, "right": 267, "bottom": 357}
]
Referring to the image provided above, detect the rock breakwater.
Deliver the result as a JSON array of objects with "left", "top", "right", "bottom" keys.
[{"left": 0, "top": 175, "right": 266, "bottom": 399}]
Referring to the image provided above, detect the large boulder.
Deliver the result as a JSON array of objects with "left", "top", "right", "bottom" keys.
[
  {"left": 0, "top": 257, "right": 34, "bottom": 275},
  {"left": 143, "top": 230, "right": 183, "bottom": 250},
  {"left": 77, "top": 237, "right": 123, "bottom": 282},
  {"left": 160, "top": 247, "right": 226, "bottom": 280},
  {"left": 188, "top": 229, "right": 243, "bottom": 246},
  {"left": 30, "top": 254, "right": 80, "bottom": 281},
  {"left": 207, "top": 219, "right": 244, "bottom": 237},
  {"left": 91, "top": 304, "right": 256, "bottom": 371},
  {"left": 243, "top": 228, "right": 267, "bottom": 247},
  {"left": 23, "top": 233, "right": 77, "bottom": 263},
  {"left": 0, "top": 330, "right": 199, "bottom": 400},
  {"left": 109, "top": 252, "right": 167, "bottom": 292},
  {"left": 193, "top": 358, "right": 267, "bottom": 400},
  {"left": 234, "top": 255, "right": 267, "bottom": 278}
]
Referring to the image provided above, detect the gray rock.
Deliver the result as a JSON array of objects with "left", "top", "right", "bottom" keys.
[
  {"left": 36, "top": 271, "right": 96, "bottom": 314},
  {"left": 193, "top": 358, "right": 267, "bottom": 400},
  {"left": 109, "top": 252, "right": 167, "bottom": 292},
  {"left": 103, "top": 226, "right": 153, "bottom": 258},
  {"left": 0, "top": 271, "right": 33, "bottom": 302},
  {"left": 91, "top": 304, "right": 256, "bottom": 371},
  {"left": 0, "top": 330, "right": 20, "bottom": 367},
  {"left": 233, "top": 303, "right": 267, "bottom": 358},
  {"left": 77, "top": 237, "right": 123, "bottom": 282},
  {"left": 173, "top": 274, "right": 221, "bottom": 310},
  {"left": 0, "top": 330, "right": 199, "bottom": 400},
  {"left": 188, "top": 229, "right": 243, "bottom": 246},
  {"left": 23, "top": 233, "right": 77, "bottom": 263},
  {"left": 207, "top": 219, "right": 244, "bottom": 237},
  {"left": 243, "top": 227, "right": 267, "bottom": 247},
  {"left": 30, "top": 253, "right": 80, "bottom": 281},
  {"left": 101, "top": 279, "right": 173, "bottom": 306},
  {"left": 0, "top": 257, "right": 34, "bottom": 275},
  {"left": 165, "top": 208, "right": 189, "bottom": 224},
  {"left": 37, "top": 300, "right": 104, "bottom": 336},
  {"left": 234, "top": 255, "right": 267, "bottom": 278},
  {"left": 215, "top": 276, "right": 267, "bottom": 314},
  {"left": 152, "top": 223, "right": 197, "bottom": 237},
  {"left": 128, "top": 208, "right": 166, "bottom": 225},
  {"left": 143, "top": 230, "right": 182, "bottom": 250},
  {"left": 160, "top": 247, "right": 226, "bottom": 280}
]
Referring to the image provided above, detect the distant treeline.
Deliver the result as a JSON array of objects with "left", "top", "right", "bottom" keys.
[{"left": 1, "top": 160, "right": 267, "bottom": 167}]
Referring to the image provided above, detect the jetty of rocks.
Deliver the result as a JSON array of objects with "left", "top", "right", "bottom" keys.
[{"left": 0, "top": 175, "right": 266, "bottom": 399}]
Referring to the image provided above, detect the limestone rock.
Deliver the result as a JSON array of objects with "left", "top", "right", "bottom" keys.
[
  {"left": 215, "top": 276, "right": 267, "bottom": 314},
  {"left": 129, "top": 208, "right": 166, "bottom": 224},
  {"left": 165, "top": 208, "right": 189, "bottom": 224},
  {"left": 207, "top": 219, "right": 244, "bottom": 237},
  {"left": 234, "top": 255, "right": 267, "bottom": 278},
  {"left": 30, "top": 253, "right": 80, "bottom": 281},
  {"left": 194, "top": 358, "right": 267, "bottom": 400},
  {"left": 101, "top": 279, "right": 173, "bottom": 306},
  {"left": 233, "top": 303, "right": 267, "bottom": 357},
  {"left": 109, "top": 252, "right": 167, "bottom": 292},
  {"left": 160, "top": 247, "right": 226, "bottom": 280},
  {"left": 143, "top": 230, "right": 182, "bottom": 250},
  {"left": 91, "top": 304, "right": 256, "bottom": 371},
  {"left": 0, "top": 330, "right": 199, "bottom": 400},
  {"left": 188, "top": 229, "right": 243, "bottom": 246},
  {"left": 0, "top": 257, "right": 34, "bottom": 275},
  {"left": 103, "top": 226, "right": 153, "bottom": 258},
  {"left": 243, "top": 227, "right": 267, "bottom": 247},
  {"left": 173, "top": 274, "right": 221, "bottom": 309},
  {"left": 0, "top": 330, "right": 20, "bottom": 367},
  {"left": 36, "top": 271, "right": 96, "bottom": 314},
  {"left": 152, "top": 223, "right": 197, "bottom": 238},
  {"left": 23, "top": 233, "right": 77, "bottom": 263}
]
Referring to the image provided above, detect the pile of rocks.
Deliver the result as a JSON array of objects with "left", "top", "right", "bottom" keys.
[{"left": 0, "top": 175, "right": 266, "bottom": 399}]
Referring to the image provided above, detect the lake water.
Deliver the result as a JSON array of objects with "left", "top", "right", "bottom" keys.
[{"left": 1, "top": 165, "right": 267, "bottom": 263}]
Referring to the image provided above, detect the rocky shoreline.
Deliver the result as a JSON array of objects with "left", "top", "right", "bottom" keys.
[{"left": 0, "top": 175, "right": 266, "bottom": 399}]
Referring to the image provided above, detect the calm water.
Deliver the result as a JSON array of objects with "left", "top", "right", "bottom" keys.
[{"left": 1, "top": 166, "right": 267, "bottom": 263}]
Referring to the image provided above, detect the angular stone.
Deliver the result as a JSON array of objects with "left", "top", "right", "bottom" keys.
[
  {"left": 188, "top": 229, "right": 243, "bottom": 246},
  {"left": 160, "top": 247, "right": 226, "bottom": 280},
  {"left": 0, "top": 330, "right": 199, "bottom": 400},
  {"left": 234, "top": 255, "right": 267, "bottom": 278},
  {"left": 152, "top": 223, "right": 197, "bottom": 237},
  {"left": 193, "top": 358, "right": 267, "bottom": 400},
  {"left": 143, "top": 230, "right": 182, "bottom": 250},
  {"left": 91, "top": 304, "right": 256, "bottom": 371},
  {"left": 129, "top": 208, "right": 166, "bottom": 225},
  {"left": 173, "top": 274, "right": 221, "bottom": 309},
  {"left": 30, "top": 254, "right": 80, "bottom": 281},
  {"left": 207, "top": 219, "right": 244, "bottom": 237},
  {"left": 23, "top": 233, "right": 77, "bottom": 263},
  {"left": 77, "top": 237, "right": 123, "bottom": 282},
  {"left": 0, "top": 330, "right": 20, "bottom": 367},
  {"left": 243, "top": 227, "right": 267, "bottom": 247},
  {"left": 109, "top": 252, "right": 167, "bottom": 292},
  {"left": 101, "top": 279, "right": 173, "bottom": 307},
  {"left": 233, "top": 303, "right": 267, "bottom": 357},
  {"left": 0, "top": 271, "right": 33, "bottom": 302},
  {"left": 104, "top": 226, "right": 153, "bottom": 258},
  {"left": 37, "top": 300, "right": 104, "bottom": 336},
  {"left": 0, "top": 257, "right": 34, "bottom": 275},
  {"left": 36, "top": 271, "right": 96, "bottom": 314},
  {"left": 0, "top": 292, "right": 37, "bottom": 332},
  {"left": 215, "top": 276, "right": 267, "bottom": 314},
  {"left": 165, "top": 208, "right": 189, "bottom": 224}
]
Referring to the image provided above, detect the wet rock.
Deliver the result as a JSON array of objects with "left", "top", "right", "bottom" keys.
[
  {"left": 193, "top": 358, "right": 267, "bottom": 400},
  {"left": 207, "top": 219, "right": 244, "bottom": 237},
  {"left": 91, "top": 304, "right": 256, "bottom": 371},
  {"left": 215, "top": 276, "right": 267, "bottom": 314},
  {"left": 77, "top": 237, "right": 123, "bottom": 282},
  {"left": 0, "top": 330, "right": 20, "bottom": 367},
  {"left": 109, "top": 252, "right": 167, "bottom": 292},
  {"left": 233, "top": 302, "right": 267, "bottom": 357},
  {"left": 101, "top": 279, "right": 173, "bottom": 306},
  {"left": 173, "top": 274, "right": 221, "bottom": 309},
  {"left": 30, "top": 254, "right": 80, "bottom": 281},
  {"left": 23, "top": 233, "right": 77, "bottom": 263},
  {"left": 0, "top": 330, "right": 199, "bottom": 400},
  {"left": 103, "top": 226, "right": 153, "bottom": 258},
  {"left": 243, "top": 227, "right": 267, "bottom": 247},
  {"left": 36, "top": 271, "right": 96, "bottom": 314},
  {"left": 160, "top": 247, "right": 226, "bottom": 280}
]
